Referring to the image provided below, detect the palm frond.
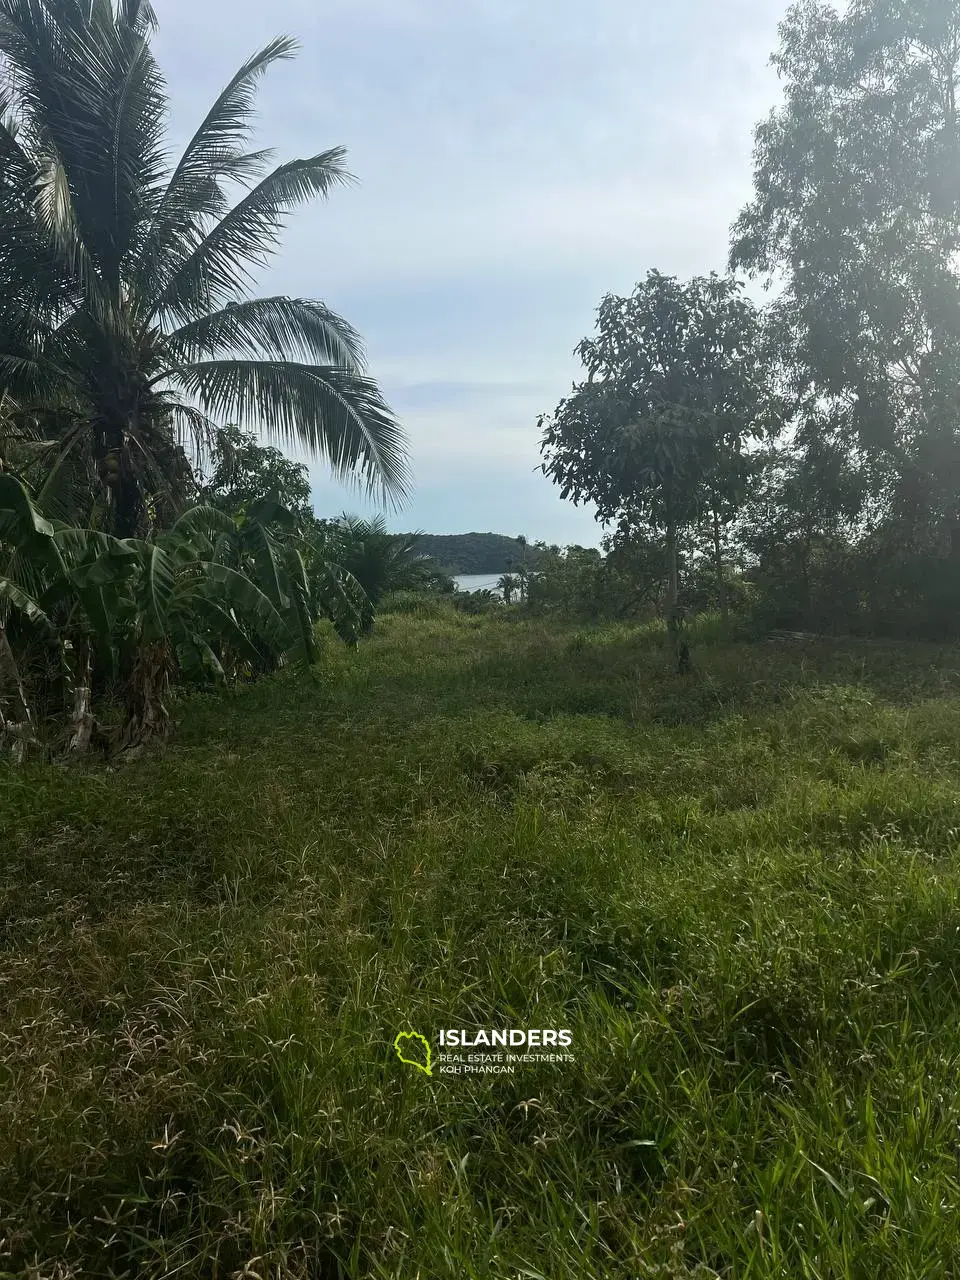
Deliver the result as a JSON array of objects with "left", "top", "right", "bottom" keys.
[
  {"left": 31, "top": 150, "right": 104, "bottom": 299},
  {"left": 108, "top": 17, "right": 167, "bottom": 280},
  {"left": 32, "top": 425, "right": 98, "bottom": 522},
  {"left": 0, "top": 0, "right": 167, "bottom": 282},
  {"left": 134, "top": 37, "right": 297, "bottom": 304},
  {"left": 151, "top": 150, "right": 354, "bottom": 325},
  {"left": 165, "top": 296, "right": 365, "bottom": 369},
  {"left": 118, "top": 0, "right": 157, "bottom": 35},
  {"left": 174, "top": 359, "right": 410, "bottom": 502}
]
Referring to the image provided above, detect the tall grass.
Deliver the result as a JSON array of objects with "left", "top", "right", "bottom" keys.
[{"left": 2, "top": 618, "right": 960, "bottom": 1277}]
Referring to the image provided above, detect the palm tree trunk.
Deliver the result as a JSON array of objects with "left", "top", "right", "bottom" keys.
[
  {"left": 665, "top": 515, "right": 681, "bottom": 667},
  {"left": 96, "top": 418, "right": 143, "bottom": 539}
]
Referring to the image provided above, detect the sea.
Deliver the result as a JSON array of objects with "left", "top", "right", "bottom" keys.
[{"left": 453, "top": 574, "right": 504, "bottom": 594}]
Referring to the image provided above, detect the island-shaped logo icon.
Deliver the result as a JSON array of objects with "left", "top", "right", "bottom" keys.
[{"left": 394, "top": 1030, "right": 432, "bottom": 1076}]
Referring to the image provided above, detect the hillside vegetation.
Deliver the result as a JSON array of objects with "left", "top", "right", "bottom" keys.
[
  {"left": 407, "top": 532, "right": 539, "bottom": 576},
  {"left": 3, "top": 613, "right": 960, "bottom": 1278}
]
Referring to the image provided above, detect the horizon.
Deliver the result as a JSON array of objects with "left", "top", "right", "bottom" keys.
[{"left": 153, "top": 0, "right": 786, "bottom": 547}]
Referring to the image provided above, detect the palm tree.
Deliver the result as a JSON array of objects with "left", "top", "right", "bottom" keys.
[
  {"left": 0, "top": 0, "right": 409, "bottom": 537},
  {"left": 334, "top": 515, "right": 436, "bottom": 630},
  {"left": 497, "top": 572, "right": 518, "bottom": 604}
]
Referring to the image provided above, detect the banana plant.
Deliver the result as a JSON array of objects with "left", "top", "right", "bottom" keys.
[
  {"left": 0, "top": 473, "right": 138, "bottom": 755},
  {"left": 0, "top": 478, "right": 328, "bottom": 756},
  {"left": 226, "top": 494, "right": 370, "bottom": 650},
  {"left": 110, "top": 505, "right": 309, "bottom": 750}
]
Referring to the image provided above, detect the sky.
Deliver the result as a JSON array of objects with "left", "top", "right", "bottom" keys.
[{"left": 153, "top": 0, "right": 788, "bottom": 546}]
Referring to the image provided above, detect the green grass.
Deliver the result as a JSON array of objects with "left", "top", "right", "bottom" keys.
[{"left": 3, "top": 614, "right": 960, "bottom": 1278}]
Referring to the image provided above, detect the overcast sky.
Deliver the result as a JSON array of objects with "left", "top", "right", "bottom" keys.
[{"left": 153, "top": 0, "right": 787, "bottom": 545}]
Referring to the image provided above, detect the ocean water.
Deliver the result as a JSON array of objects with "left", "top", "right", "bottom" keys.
[{"left": 453, "top": 574, "right": 504, "bottom": 594}]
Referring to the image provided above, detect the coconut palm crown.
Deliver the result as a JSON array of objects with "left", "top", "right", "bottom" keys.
[{"left": 0, "top": 0, "right": 410, "bottom": 535}]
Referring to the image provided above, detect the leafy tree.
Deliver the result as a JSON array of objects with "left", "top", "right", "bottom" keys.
[
  {"left": 540, "top": 270, "right": 779, "bottom": 664},
  {"left": 731, "top": 0, "right": 960, "bottom": 537},
  {"left": 0, "top": 0, "right": 409, "bottom": 537},
  {"left": 198, "top": 425, "right": 314, "bottom": 518},
  {"left": 736, "top": 420, "right": 875, "bottom": 629}
]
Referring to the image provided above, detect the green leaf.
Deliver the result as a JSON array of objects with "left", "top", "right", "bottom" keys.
[
  {"left": 129, "top": 541, "right": 177, "bottom": 638},
  {"left": 0, "top": 576, "right": 53, "bottom": 631},
  {"left": 284, "top": 544, "right": 316, "bottom": 665},
  {"left": 0, "top": 473, "right": 55, "bottom": 540},
  {"left": 196, "top": 562, "right": 290, "bottom": 654},
  {"left": 242, "top": 517, "right": 288, "bottom": 612}
]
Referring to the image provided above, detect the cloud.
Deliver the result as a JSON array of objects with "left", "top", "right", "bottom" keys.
[{"left": 152, "top": 0, "right": 787, "bottom": 542}]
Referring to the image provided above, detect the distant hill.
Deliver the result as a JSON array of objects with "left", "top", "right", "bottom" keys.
[{"left": 407, "top": 532, "right": 537, "bottom": 576}]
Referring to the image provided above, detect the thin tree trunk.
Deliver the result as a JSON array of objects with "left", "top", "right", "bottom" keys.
[
  {"left": 665, "top": 515, "right": 681, "bottom": 668},
  {"left": 67, "top": 639, "right": 95, "bottom": 754},
  {"left": 799, "top": 527, "right": 812, "bottom": 626},
  {"left": 712, "top": 505, "right": 729, "bottom": 626},
  {"left": 0, "top": 624, "right": 35, "bottom": 762}
]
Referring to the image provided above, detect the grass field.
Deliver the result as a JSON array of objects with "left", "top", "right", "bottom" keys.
[{"left": 3, "top": 613, "right": 960, "bottom": 1278}]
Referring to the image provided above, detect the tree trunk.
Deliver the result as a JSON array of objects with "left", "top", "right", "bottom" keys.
[
  {"left": 96, "top": 417, "right": 143, "bottom": 539},
  {"left": 0, "top": 623, "right": 36, "bottom": 762},
  {"left": 712, "top": 505, "right": 729, "bottom": 626},
  {"left": 665, "top": 516, "right": 684, "bottom": 671},
  {"left": 799, "top": 527, "right": 812, "bottom": 626},
  {"left": 118, "top": 641, "right": 172, "bottom": 754},
  {"left": 67, "top": 639, "right": 95, "bottom": 754}
]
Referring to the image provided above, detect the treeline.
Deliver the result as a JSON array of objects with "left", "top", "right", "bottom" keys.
[{"left": 532, "top": 0, "right": 960, "bottom": 650}]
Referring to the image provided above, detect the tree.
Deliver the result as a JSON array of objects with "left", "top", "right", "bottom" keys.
[
  {"left": 0, "top": 0, "right": 409, "bottom": 537},
  {"left": 731, "top": 0, "right": 960, "bottom": 541},
  {"left": 333, "top": 517, "right": 444, "bottom": 632},
  {"left": 497, "top": 572, "right": 519, "bottom": 604},
  {"left": 198, "top": 424, "right": 314, "bottom": 518},
  {"left": 601, "top": 522, "right": 672, "bottom": 619},
  {"left": 737, "top": 421, "right": 874, "bottom": 629},
  {"left": 539, "top": 270, "right": 779, "bottom": 666}
]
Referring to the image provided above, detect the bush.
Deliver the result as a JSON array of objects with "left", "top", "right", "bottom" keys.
[
  {"left": 453, "top": 589, "right": 504, "bottom": 615},
  {"left": 378, "top": 590, "right": 458, "bottom": 620}
]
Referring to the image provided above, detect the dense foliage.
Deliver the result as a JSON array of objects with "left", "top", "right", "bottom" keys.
[
  {"left": 534, "top": 0, "right": 960, "bottom": 646},
  {"left": 0, "top": 0, "right": 412, "bottom": 756}
]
